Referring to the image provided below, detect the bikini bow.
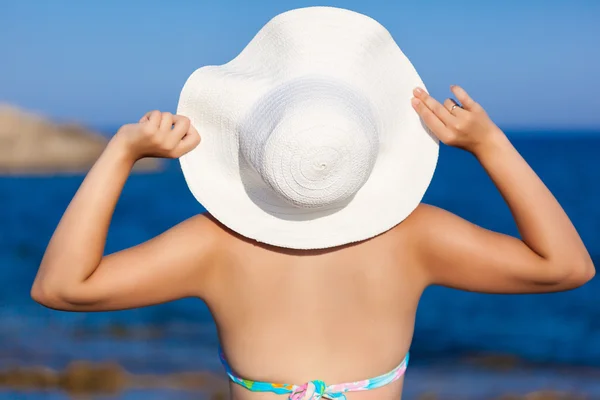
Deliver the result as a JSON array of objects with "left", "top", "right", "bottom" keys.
[{"left": 289, "top": 379, "right": 347, "bottom": 400}]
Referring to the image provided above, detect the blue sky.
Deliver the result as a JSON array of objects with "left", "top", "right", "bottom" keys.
[{"left": 1, "top": 0, "right": 599, "bottom": 132}]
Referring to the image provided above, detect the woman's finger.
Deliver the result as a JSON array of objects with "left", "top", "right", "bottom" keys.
[
  {"left": 413, "top": 88, "right": 455, "bottom": 126},
  {"left": 159, "top": 112, "right": 174, "bottom": 133},
  {"left": 450, "top": 85, "right": 479, "bottom": 111},
  {"left": 171, "top": 115, "right": 191, "bottom": 138},
  {"left": 166, "top": 116, "right": 191, "bottom": 148},
  {"left": 411, "top": 97, "right": 453, "bottom": 140},
  {"left": 443, "top": 98, "right": 467, "bottom": 116},
  {"left": 140, "top": 110, "right": 161, "bottom": 126},
  {"left": 443, "top": 98, "right": 455, "bottom": 112},
  {"left": 172, "top": 125, "right": 201, "bottom": 158},
  {"left": 147, "top": 110, "right": 162, "bottom": 128},
  {"left": 139, "top": 113, "right": 150, "bottom": 123}
]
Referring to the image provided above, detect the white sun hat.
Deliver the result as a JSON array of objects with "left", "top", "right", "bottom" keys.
[{"left": 177, "top": 6, "right": 439, "bottom": 249}]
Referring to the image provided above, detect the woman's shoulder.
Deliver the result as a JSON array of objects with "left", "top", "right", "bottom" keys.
[{"left": 387, "top": 203, "right": 450, "bottom": 238}]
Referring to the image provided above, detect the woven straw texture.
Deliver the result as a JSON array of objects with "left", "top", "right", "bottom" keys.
[{"left": 177, "top": 6, "right": 439, "bottom": 249}]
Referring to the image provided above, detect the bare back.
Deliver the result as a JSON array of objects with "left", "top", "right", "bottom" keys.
[{"left": 203, "top": 212, "right": 428, "bottom": 400}]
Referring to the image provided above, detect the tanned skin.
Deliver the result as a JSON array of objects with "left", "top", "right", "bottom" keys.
[{"left": 32, "top": 86, "right": 594, "bottom": 400}]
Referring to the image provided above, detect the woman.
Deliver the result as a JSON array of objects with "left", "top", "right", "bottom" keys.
[{"left": 32, "top": 7, "right": 594, "bottom": 400}]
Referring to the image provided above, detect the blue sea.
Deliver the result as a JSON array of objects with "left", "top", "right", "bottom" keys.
[{"left": 1, "top": 132, "right": 599, "bottom": 399}]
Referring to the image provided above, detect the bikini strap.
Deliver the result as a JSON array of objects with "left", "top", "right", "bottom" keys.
[{"left": 218, "top": 346, "right": 409, "bottom": 400}]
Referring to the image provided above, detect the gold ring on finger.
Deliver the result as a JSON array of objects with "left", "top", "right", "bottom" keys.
[{"left": 450, "top": 99, "right": 462, "bottom": 112}]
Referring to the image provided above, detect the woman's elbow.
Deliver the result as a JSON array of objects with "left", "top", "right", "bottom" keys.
[
  {"left": 30, "top": 281, "right": 88, "bottom": 310},
  {"left": 31, "top": 281, "right": 64, "bottom": 309},
  {"left": 543, "top": 258, "right": 595, "bottom": 289},
  {"left": 574, "top": 258, "right": 596, "bottom": 285}
]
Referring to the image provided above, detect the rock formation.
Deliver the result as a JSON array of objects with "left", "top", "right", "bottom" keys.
[
  {"left": 0, "top": 362, "right": 228, "bottom": 397},
  {"left": 0, "top": 104, "right": 161, "bottom": 174}
]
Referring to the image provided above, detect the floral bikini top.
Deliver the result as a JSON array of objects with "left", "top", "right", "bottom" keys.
[{"left": 218, "top": 346, "right": 409, "bottom": 400}]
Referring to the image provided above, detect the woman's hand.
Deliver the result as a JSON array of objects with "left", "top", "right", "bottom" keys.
[
  {"left": 411, "top": 85, "right": 502, "bottom": 154},
  {"left": 113, "top": 110, "right": 201, "bottom": 162}
]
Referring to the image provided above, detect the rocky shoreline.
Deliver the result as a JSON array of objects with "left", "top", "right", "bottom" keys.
[
  {"left": 0, "top": 362, "right": 228, "bottom": 399},
  {"left": 0, "top": 361, "right": 591, "bottom": 400},
  {"left": 0, "top": 105, "right": 161, "bottom": 174}
]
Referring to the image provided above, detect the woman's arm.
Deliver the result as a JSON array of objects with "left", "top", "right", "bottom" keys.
[
  {"left": 410, "top": 86, "right": 594, "bottom": 294},
  {"left": 30, "top": 110, "right": 211, "bottom": 311}
]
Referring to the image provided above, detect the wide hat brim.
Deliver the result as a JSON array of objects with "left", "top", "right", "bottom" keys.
[{"left": 177, "top": 6, "right": 439, "bottom": 249}]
